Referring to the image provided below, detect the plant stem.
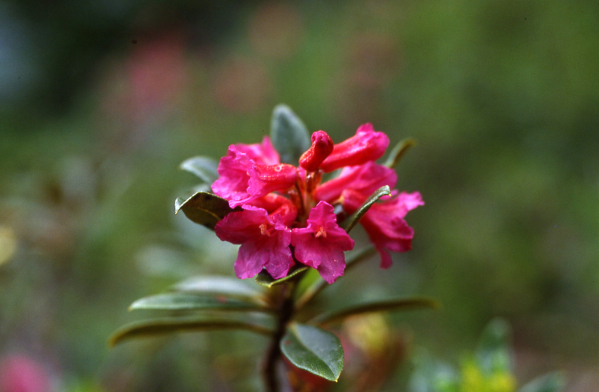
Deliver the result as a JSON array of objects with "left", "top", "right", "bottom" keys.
[{"left": 262, "top": 282, "right": 296, "bottom": 392}]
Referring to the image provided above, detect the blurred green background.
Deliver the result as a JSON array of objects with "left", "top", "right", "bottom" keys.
[{"left": 1, "top": 0, "right": 598, "bottom": 390}]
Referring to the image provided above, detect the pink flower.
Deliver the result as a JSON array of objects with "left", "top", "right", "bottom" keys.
[
  {"left": 215, "top": 203, "right": 295, "bottom": 280},
  {"left": 299, "top": 131, "right": 334, "bottom": 172},
  {"left": 319, "top": 123, "right": 389, "bottom": 173},
  {"left": 233, "top": 136, "right": 280, "bottom": 166},
  {"left": 342, "top": 190, "right": 424, "bottom": 268},
  {"left": 291, "top": 201, "right": 355, "bottom": 283},
  {"left": 314, "top": 161, "right": 397, "bottom": 203},
  {"left": 212, "top": 145, "right": 297, "bottom": 208}
]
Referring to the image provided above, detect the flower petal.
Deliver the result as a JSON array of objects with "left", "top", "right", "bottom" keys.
[
  {"left": 315, "top": 161, "right": 397, "bottom": 203},
  {"left": 291, "top": 201, "right": 354, "bottom": 283},
  {"left": 342, "top": 190, "right": 423, "bottom": 268},
  {"left": 234, "top": 136, "right": 280, "bottom": 166},
  {"left": 319, "top": 123, "right": 389, "bottom": 172},
  {"left": 213, "top": 145, "right": 297, "bottom": 208}
]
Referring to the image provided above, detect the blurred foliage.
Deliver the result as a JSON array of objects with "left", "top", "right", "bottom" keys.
[
  {"left": 1, "top": 0, "right": 599, "bottom": 390},
  {"left": 409, "top": 320, "right": 565, "bottom": 392}
]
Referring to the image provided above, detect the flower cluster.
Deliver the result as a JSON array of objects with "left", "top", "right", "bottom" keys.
[{"left": 212, "top": 124, "right": 423, "bottom": 284}]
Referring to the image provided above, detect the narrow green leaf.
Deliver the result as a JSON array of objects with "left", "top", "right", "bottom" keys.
[
  {"left": 179, "top": 156, "right": 219, "bottom": 184},
  {"left": 342, "top": 185, "right": 391, "bottom": 233},
  {"left": 384, "top": 138, "right": 417, "bottom": 169},
  {"left": 109, "top": 316, "right": 273, "bottom": 347},
  {"left": 280, "top": 323, "right": 344, "bottom": 382},
  {"left": 129, "top": 293, "right": 272, "bottom": 313},
  {"left": 174, "top": 191, "right": 238, "bottom": 229},
  {"left": 295, "top": 246, "right": 377, "bottom": 310},
  {"left": 172, "top": 275, "right": 264, "bottom": 303},
  {"left": 310, "top": 297, "right": 439, "bottom": 326},
  {"left": 255, "top": 265, "right": 309, "bottom": 288},
  {"left": 271, "top": 104, "right": 311, "bottom": 164},
  {"left": 519, "top": 373, "right": 565, "bottom": 392}
]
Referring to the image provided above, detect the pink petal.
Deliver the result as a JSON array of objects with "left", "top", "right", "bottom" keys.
[
  {"left": 342, "top": 190, "right": 422, "bottom": 268},
  {"left": 212, "top": 146, "right": 253, "bottom": 202},
  {"left": 234, "top": 229, "right": 293, "bottom": 279},
  {"left": 213, "top": 145, "right": 297, "bottom": 208},
  {"left": 291, "top": 201, "right": 354, "bottom": 283},
  {"left": 319, "top": 123, "right": 390, "bottom": 173},
  {"left": 216, "top": 205, "right": 294, "bottom": 280},
  {"left": 245, "top": 194, "right": 298, "bottom": 226},
  {"left": 246, "top": 163, "right": 298, "bottom": 200},
  {"left": 234, "top": 136, "right": 280, "bottom": 165},
  {"left": 315, "top": 161, "right": 397, "bottom": 203},
  {"left": 235, "top": 238, "right": 272, "bottom": 279},
  {"left": 299, "top": 130, "right": 334, "bottom": 172}
]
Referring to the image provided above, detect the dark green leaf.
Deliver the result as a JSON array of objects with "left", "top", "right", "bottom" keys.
[
  {"left": 109, "top": 316, "right": 273, "bottom": 347},
  {"left": 174, "top": 191, "right": 238, "bottom": 229},
  {"left": 295, "top": 246, "right": 377, "bottom": 309},
  {"left": 280, "top": 323, "right": 344, "bottom": 382},
  {"left": 179, "top": 156, "right": 219, "bottom": 184},
  {"left": 255, "top": 265, "right": 309, "bottom": 288},
  {"left": 384, "top": 138, "right": 417, "bottom": 168},
  {"left": 129, "top": 293, "right": 272, "bottom": 313},
  {"left": 519, "top": 373, "right": 565, "bottom": 392},
  {"left": 310, "top": 297, "right": 439, "bottom": 325},
  {"left": 172, "top": 275, "right": 265, "bottom": 303},
  {"left": 271, "top": 104, "right": 311, "bottom": 164},
  {"left": 477, "top": 318, "right": 512, "bottom": 373},
  {"left": 342, "top": 186, "right": 391, "bottom": 233}
]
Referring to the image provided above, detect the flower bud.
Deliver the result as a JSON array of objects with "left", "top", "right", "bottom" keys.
[
  {"left": 320, "top": 123, "right": 389, "bottom": 173},
  {"left": 299, "top": 131, "right": 334, "bottom": 172}
]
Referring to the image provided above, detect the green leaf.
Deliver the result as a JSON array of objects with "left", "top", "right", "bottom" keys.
[
  {"left": 109, "top": 316, "right": 273, "bottom": 347},
  {"left": 342, "top": 185, "right": 391, "bottom": 233},
  {"left": 408, "top": 350, "right": 459, "bottom": 392},
  {"left": 129, "top": 293, "right": 272, "bottom": 313},
  {"left": 255, "top": 265, "right": 309, "bottom": 288},
  {"left": 519, "top": 373, "right": 565, "bottom": 392},
  {"left": 280, "top": 323, "right": 344, "bottom": 382},
  {"left": 309, "top": 297, "right": 439, "bottom": 325},
  {"left": 477, "top": 318, "right": 512, "bottom": 373},
  {"left": 271, "top": 104, "right": 311, "bottom": 164},
  {"left": 384, "top": 138, "right": 417, "bottom": 168},
  {"left": 171, "top": 275, "right": 264, "bottom": 303},
  {"left": 174, "top": 191, "right": 238, "bottom": 229},
  {"left": 295, "top": 246, "right": 377, "bottom": 309},
  {"left": 179, "top": 156, "right": 219, "bottom": 184}
]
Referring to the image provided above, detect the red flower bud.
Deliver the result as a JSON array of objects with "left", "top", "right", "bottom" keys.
[
  {"left": 299, "top": 131, "right": 334, "bottom": 172},
  {"left": 320, "top": 123, "right": 389, "bottom": 173}
]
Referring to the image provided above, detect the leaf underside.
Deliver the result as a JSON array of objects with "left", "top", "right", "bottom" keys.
[
  {"left": 129, "top": 292, "right": 271, "bottom": 313},
  {"left": 109, "top": 316, "right": 273, "bottom": 347},
  {"left": 179, "top": 156, "right": 219, "bottom": 184},
  {"left": 171, "top": 275, "right": 264, "bottom": 302},
  {"left": 271, "top": 104, "right": 311, "bottom": 165}
]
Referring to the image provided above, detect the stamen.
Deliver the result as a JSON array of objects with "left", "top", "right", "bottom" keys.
[
  {"left": 315, "top": 226, "right": 327, "bottom": 238},
  {"left": 260, "top": 224, "right": 272, "bottom": 236}
]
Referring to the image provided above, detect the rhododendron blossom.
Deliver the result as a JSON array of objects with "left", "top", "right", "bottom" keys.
[
  {"left": 291, "top": 201, "right": 354, "bottom": 283},
  {"left": 213, "top": 124, "right": 423, "bottom": 283}
]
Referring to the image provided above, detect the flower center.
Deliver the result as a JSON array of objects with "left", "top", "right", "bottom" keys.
[
  {"left": 315, "top": 226, "right": 327, "bottom": 238},
  {"left": 259, "top": 223, "right": 273, "bottom": 237}
]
